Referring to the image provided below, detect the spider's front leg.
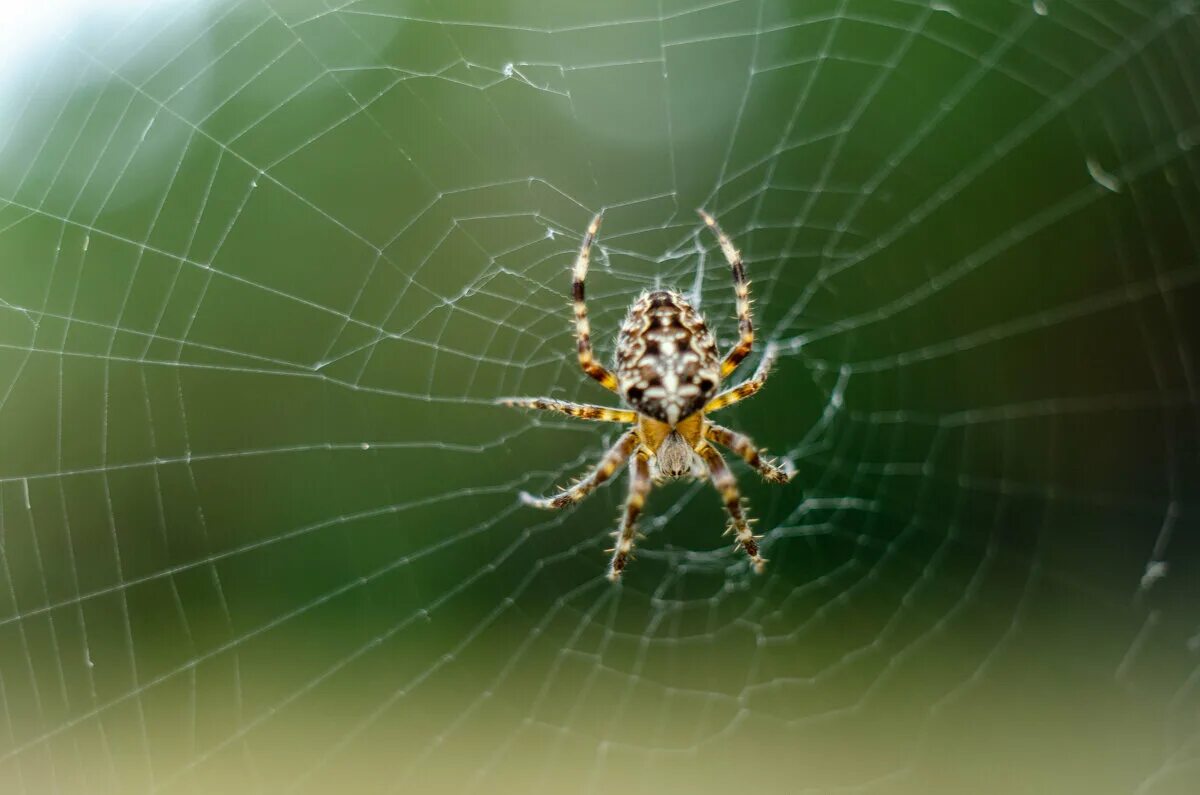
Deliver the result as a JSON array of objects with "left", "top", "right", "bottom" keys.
[
  {"left": 608, "top": 449, "right": 652, "bottom": 581},
  {"left": 520, "top": 429, "right": 638, "bottom": 509},
  {"left": 696, "top": 441, "right": 766, "bottom": 573},
  {"left": 705, "top": 422, "right": 794, "bottom": 484}
]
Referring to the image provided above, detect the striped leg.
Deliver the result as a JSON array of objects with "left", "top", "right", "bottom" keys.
[
  {"left": 607, "top": 449, "right": 652, "bottom": 581},
  {"left": 573, "top": 213, "right": 619, "bottom": 391},
  {"left": 698, "top": 210, "right": 754, "bottom": 378},
  {"left": 704, "top": 343, "right": 777, "bottom": 413},
  {"left": 705, "top": 422, "right": 794, "bottom": 484},
  {"left": 496, "top": 397, "right": 636, "bottom": 424},
  {"left": 696, "top": 441, "right": 766, "bottom": 574},
  {"left": 521, "top": 430, "right": 638, "bottom": 509}
]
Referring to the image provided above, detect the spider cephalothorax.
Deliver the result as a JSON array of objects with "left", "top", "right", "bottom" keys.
[{"left": 498, "top": 211, "right": 794, "bottom": 581}]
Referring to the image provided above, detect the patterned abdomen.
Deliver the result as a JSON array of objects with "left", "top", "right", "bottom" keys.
[{"left": 615, "top": 290, "right": 721, "bottom": 425}]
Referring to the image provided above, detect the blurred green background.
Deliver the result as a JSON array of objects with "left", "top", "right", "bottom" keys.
[{"left": 1, "top": 0, "right": 1198, "bottom": 792}]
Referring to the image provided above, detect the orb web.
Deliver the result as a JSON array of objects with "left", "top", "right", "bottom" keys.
[{"left": 0, "top": 1, "right": 1198, "bottom": 793}]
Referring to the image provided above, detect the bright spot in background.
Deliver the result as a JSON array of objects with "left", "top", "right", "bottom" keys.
[
  {"left": 0, "top": 1, "right": 153, "bottom": 67},
  {"left": 0, "top": 0, "right": 198, "bottom": 211},
  {"left": 0, "top": 1, "right": 186, "bottom": 105}
]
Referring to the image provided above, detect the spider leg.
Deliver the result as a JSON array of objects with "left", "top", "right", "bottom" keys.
[
  {"left": 704, "top": 422, "right": 794, "bottom": 484},
  {"left": 696, "top": 441, "right": 766, "bottom": 574},
  {"left": 573, "top": 213, "right": 620, "bottom": 392},
  {"left": 496, "top": 397, "right": 636, "bottom": 424},
  {"left": 698, "top": 210, "right": 754, "bottom": 379},
  {"left": 520, "top": 429, "right": 638, "bottom": 509},
  {"left": 704, "top": 343, "right": 777, "bottom": 413},
  {"left": 607, "top": 448, "right": 652, "bottom": 581}
]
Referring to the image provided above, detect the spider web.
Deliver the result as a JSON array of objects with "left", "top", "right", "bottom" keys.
[{"left": 1, "top": 0, "right": 1198, "bottom": 792}]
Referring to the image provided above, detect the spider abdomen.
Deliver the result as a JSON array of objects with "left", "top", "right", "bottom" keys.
[{"left": 615, "top": 290, "right": 720, "bottom": 426}]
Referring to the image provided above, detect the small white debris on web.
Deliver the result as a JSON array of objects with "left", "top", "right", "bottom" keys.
[
  {"left": 545, "top": 227, "right": 555, "bottom": 240},
  {"left": 930, "top": 1, "right": 960, "bottom": 18},
  {"left": 82, "top": 234, "right": 89, "bottom": 252},
  {"left": 23, "top": 478, "right": 30, "bottom": 509},
  {"left": 1086, "top": 157, "right": 1121, "bottom": 192},
  {"left": 360, "top": 442, "right": 371, "bottom": 450},
  {"left": 1032, "top": 0, "right": 1048, "bottom": 16},
  {"left": 502, "top": 62, "right": 514, "bottom": 77},
  {"left": 1140, "top": 560, "right": 1167, "bottom": 591}
]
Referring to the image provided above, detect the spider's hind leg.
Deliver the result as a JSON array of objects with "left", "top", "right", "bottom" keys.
[
  {"left": 698, "top": 210, "right": 754, "bottom": 379},
  {"left": 572, "top": 213, "right": 620, "bottom": 392}
]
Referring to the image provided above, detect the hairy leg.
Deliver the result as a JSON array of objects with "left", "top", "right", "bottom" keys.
[
  {"left": 705, "top": 422, "right": 794, "bottom": 484},
  {"left": 704, "top": 343, "right": 777, "bottom": 413},
  {"left": 607, "top": 450, "right": 652, "bottom": 581},
  {"left": 698, "top": 210, "right": 754, "bottom": 378},
  {"left": 521, "top": 429, "right": 639, "bottom": 509},
  {"left": 496, "top": 397, "right": 636, "bottom": 424},
  {"left": 572, "top": 213, "right": 619, "bottom": 391},
  {"left": 696, "top": 441, "right": 766, "bottom": 573}
]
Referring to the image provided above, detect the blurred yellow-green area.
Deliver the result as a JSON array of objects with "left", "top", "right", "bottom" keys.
[{"left": 1, "top": 1, "right": 1199, "bottom": 793}]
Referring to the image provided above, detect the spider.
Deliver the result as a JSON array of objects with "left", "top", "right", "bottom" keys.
[{"left": 498, "top": 210, "right": 794, "bottom": 581}]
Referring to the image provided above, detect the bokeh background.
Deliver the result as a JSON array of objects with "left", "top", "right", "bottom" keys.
[{"left": 1, "top": 1, "right": 1198, "bottom": 793}]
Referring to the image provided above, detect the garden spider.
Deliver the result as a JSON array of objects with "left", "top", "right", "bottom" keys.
[{"left": 498, "top": 211, "right": 794, "bottom": 581}]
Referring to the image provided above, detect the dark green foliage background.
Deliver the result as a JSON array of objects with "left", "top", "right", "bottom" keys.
[{"left": 0, "top": 1, "right": 1198, "bottom": 792}]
